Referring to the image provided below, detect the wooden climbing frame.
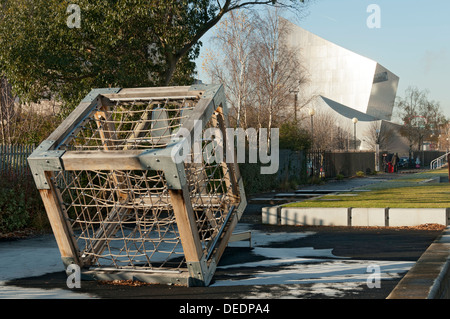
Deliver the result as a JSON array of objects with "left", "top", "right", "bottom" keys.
[{"left": 28, "top": 84, "right": 246, "bottom": 286}]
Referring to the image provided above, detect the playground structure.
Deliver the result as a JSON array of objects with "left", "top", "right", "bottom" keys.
[{"left": 28, "top": 84, "right": 247, "bottom": 286}]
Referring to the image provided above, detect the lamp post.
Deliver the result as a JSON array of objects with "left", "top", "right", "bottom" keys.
[
  {"left": 352, "top": 117, "right": 358, "bottom": 151},
  {"left": 309, "top": 108, "right": 315, "bottom": 150},
  {"left": 375, "top": 128, "right": 380, "bottom": 171},
  {"left": 290, "top": 89, "right": 299, "bottom": 123}
]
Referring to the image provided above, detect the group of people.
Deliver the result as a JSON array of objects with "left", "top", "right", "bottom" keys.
[
  {"left": 383, "top": 153, "right": 421, "bottom": 173},
  {"left": 384, "top": 153, "right": 399, "bottom": 173}
]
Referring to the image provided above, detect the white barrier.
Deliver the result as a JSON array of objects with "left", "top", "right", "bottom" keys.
[
  {"left": 280, "top": 207, "right": 350, "bottom": 226},
  {"left": 388, "top": 208, "right": 449, "bottom": 227},
  {"left": 351, "top": 208, "right": 387, "bottom": 227},
  {"left": 262, "top": 206, "right": 280, "bottom": 225},
  {"left": 264, "top": 206, "right": 450, "bottom": 227}
]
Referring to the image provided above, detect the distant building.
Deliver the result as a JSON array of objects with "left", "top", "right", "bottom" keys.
[{"left": 283, "top": 18, "right": 409, "bottom": 154}]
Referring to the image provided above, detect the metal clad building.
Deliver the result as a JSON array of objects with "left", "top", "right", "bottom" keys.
[
  {"left": 282, "top": 18, "right": 408, "bottom": 153},
  {"left": 283, "top": 18, "right": 399, "bottom": 122}
]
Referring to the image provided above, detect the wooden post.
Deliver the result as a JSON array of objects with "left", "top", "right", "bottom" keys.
[
  {"left": 169, "top": 187, "right": 203, "bottom": 262},
  {"left": 85, "top": 101, "right": 132, "bottom": 262},
  {"left": 39, "top": 171, "right": 80, "bottom": 267}
]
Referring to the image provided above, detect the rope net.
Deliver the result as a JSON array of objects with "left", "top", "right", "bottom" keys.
[{"left": 53, "top": 96, "right": 237, "bottom": 271}]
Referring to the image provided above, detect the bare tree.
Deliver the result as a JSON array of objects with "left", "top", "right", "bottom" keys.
[
  {"left": 395, "top": 86, "right": 447, "bottom": 152},
  {"left": 250, "top": 9, "right": 308, "bottom": 142},
  {"left": 202, "top": 10, "right": 256, "bottom": 129},
  {"left": 0, "top": 75, "right": 60, "bottom": 145},
  {"left": 364, "top": 121, "right": 394, "bottom": 151},
  {"left": 0, "top": 75, "right": 15, "bottom": 144},
  {"left": 203, "top": 8, "right": 310, "bottom": 135},
  {"left": 300, "top": 109, "right": 353, "bottom": 151},
  {"left": 307, "top": 110, "right": 337, "bottom": 150},
  {"left": 438, "top": 121, "right": 450, "bottom": 151},
  {"left": 161, "top": 0, "right": 311, "bottom": 85},
  {"left": 395, "top": 86, "right": 427, "bottom": 152}
]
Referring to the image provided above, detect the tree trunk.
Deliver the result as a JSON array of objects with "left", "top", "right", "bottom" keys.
[{"left": 163, "top": 52, "right": 178, "bottom": 86}]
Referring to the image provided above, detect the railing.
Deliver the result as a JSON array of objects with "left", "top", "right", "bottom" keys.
[
  {"left": 0, "top": 144, "right": 35, "bottom": 176},
  {"left": 430, "top": 152, "right": 450, "bottom": 170}
]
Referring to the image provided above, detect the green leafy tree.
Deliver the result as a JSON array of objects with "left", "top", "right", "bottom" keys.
[
  {"left": 0, "top": 0, "right": 309, "bottom": 111},
  {"left": 279, "top": 120, "right": 311, "bottom": 151}
]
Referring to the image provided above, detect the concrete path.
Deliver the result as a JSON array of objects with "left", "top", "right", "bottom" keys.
[
  {"left": 296, "top": 173, "right": 401, "bottom": 192},
  {"left": 0, "top": 235, "right": 95, "bottom": 299},
  {"left": 249, "top": 175, "right": 393, "bottom": 205}
]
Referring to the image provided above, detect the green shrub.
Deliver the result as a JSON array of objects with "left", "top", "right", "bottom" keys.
[
  {"left": 239, "top": 162, "right": 279, "bottom": 194},
  {"left": 0, "top": 188, "right": 29, "bottom": 232},
  {"left": 308, "top": 176, "right": 324, "bottom": 185},
  {"left": 279, "top": 121, "right": 311, "bottom": 151},
  {"left": 356, "top": 171, "right": 365, "bottom": 178},
  {"left": 0, "top": 173, "right": 47, "bottom": 234}
]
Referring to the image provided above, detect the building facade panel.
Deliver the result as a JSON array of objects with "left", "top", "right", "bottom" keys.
[
  {"left": 283, "top": 18, "right": 408, "bottom": 153},
  {"left": 367, "top": 64, "right": 400, "bottom": 121},
  {"left": 283, "top": 18, "right": 398, "bottom": 120}
]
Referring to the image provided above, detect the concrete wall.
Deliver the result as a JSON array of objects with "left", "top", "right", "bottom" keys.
[
  {"left": 351, "top": 208, "right": 387, "bottom": 227},
  {"left": 388, "top": 208, "right": 449, "bottom": 227},
  {"left": 280, "top": 207, "right": 350, "bottom": 226},
  {"left": 387, "top": 226, "right": 450, "bottom": 299},
  {"left": 262, "top": 206, "right": 280, "bottom": 225},
  {"left": 263, "top": 206, "right": 450, "bottom": 227}
]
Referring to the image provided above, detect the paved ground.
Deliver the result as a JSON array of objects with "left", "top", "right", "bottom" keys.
[
  {"left": 0, "top": 172, "right": 445, "bottom": 302},
  {"left": 1, "top": 203, "right": 443, "bottom": 300}
]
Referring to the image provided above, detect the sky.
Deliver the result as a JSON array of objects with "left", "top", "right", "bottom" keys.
[{"left": 195, "top": 0, "right": 450, "bottom": 117}]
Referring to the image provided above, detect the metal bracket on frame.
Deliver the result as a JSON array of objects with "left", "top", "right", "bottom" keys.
[
  {"left": 138, "top": 141, "right": 187, "bottom": 190},
  {"left": 81, "top": 87, "right": 122, "bottom": 103},
  {"left": 27, "top": 140, "right": 65, "bottom": 190},
  {"left": 187, "top": 258, "right": 217, "bottom": 287}
]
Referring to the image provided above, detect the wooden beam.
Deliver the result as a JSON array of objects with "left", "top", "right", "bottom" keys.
[
  {"left": 169, "top": 187, "right": 203, "bottom": 262},
  {"left": 102, "top": 90, "right": 201, "bottom": 101},
  {"left": 61, "top": 150, "right": 143, "bottom": 171},
  {"left": 179, "top": 97, "right": 216, "bottom": 138},
  {"left": 83, "top": 103, "right": 131, "bottom": 262},
  {"left": 39, "top": 171, "right": 80, "bottom": 266},
  {"left": 124, "top": 108, "right": 153, "bottom": 149},
  {"left": 112, "top": 86, "right": 193, "bottom": 95},
  {"left": 47, "top": 99, "right": 99, "bottom": 149}
]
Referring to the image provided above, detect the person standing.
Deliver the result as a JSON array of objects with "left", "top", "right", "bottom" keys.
[{"left": 392, "top": 153, "right": 399, "bottom": 172}]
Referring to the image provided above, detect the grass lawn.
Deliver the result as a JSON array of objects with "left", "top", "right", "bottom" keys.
[{"left": 284, "top": 169, "right": 450, "bottom": 209}]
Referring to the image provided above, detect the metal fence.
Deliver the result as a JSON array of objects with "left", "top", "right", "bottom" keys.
[
  {"left": 307, "top": 150, "right": 446, "bottom": 179},
  {"left": 308, "top": 150, "right": 376, "bottom": 178},
  {"left": 0, "top": 144, "right": 35, "bottom": 176}
]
